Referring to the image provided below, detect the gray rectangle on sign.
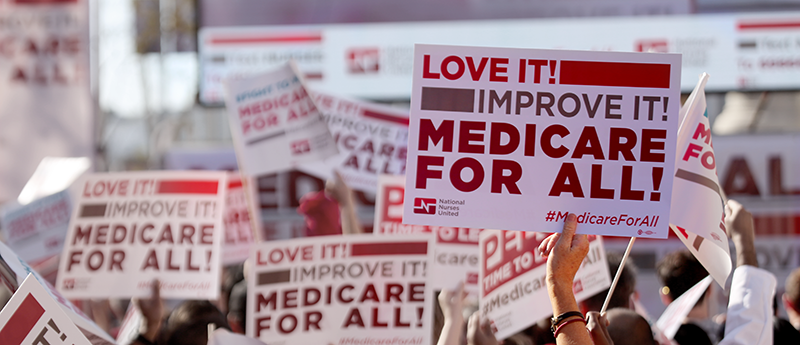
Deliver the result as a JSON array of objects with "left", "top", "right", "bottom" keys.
[
  {"left": 258, "top": 270, "right": 291, "bottom": 286},
  {"left": 420, "top": 87, "right": 474, "bottom": 113},
  {"left": 79, "top": 204, "right": 107, "bottom": 218}
]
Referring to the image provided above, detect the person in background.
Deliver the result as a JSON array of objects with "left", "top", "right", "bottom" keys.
[{"left": 782, "top": 267, "right": 800, "bottom": 331}]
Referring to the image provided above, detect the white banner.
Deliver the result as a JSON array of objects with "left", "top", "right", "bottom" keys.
[
  {"left": 0, "top": 274, "right": 91, "bottom": 345},
  {"left": 0, "top": 0, "right": 92, "bottom": 202},
  {"left": 247, "top": 234, "right": 434, "bottom": 345},
  {"left": 656, "top": 276, "right": 713, "bottom": 339},
  {"left": 298, "top": 92, "right": 410, "bottom": 193},
  {"left": 479, "top": 229, "right": 610, "bottom": 340},
  {"left": 374, "top": 174, "right": 480, "bottom": 296},
  {"left": 402, "top": 44, "right": 681, "bottom": 238},
  {"left": 1, "top": 190, "right": 71, "bottom": 263},
  {"left": 224, "top": 62, "right": 337, "bottom": 176},
  {"left": 56, "top": 171, "right": 227, "bottom": 299}
]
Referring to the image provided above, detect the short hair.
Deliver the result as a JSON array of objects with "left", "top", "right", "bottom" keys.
[
  {"left": 606, "top": 308, "right": 656, "bottom": 345},
  {"left": 160, "top": 300, "right": 230, "bottom": 345},
  {"left": 582, "top": 252, "right": 638, "bottom": 311},
  {"left": 673, "top": 323, "right": 712, "bottom": 345},
  {"left": 785, "top": 267, "right": 800, "bottom": 310},
  {"left": 656, "top": 250, "right": 708, "bottom": 302}
]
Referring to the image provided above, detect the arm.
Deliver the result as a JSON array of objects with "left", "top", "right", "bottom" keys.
[
  {"left": 132, "top": 280, "right": 164, "bottom": 345},
  {"left": 539, "top": 213, "right": 592, "bottom": 345},
  {"left": 720, "top": 200, "right": 775, "bottom": 345},
  {"left": 467, "top": 311, "right": 499, "bottom": 345},
  {"left": 437, "top": 282, "right": 466, "bottom": 345},
  {"left": 325, "top": 170, "right": 363, "bottom": 235}
]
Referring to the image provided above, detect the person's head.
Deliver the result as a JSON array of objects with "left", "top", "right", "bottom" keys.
[
  {"left": 784, "top": 267, "right": 800, "bottom": 329},
  {"left": 673, "top": 323, "right": 712, "bottom": 345},
  {"left": 160, "top": 300, "right": 230, "bottom": 345},
  {"left": 656, "top": 250, "right": 708, "bottom": 304},
  {"left": 605, "top": 308, "right": 656, "bottom": 345},
  {"left": 580, "top": 252, "right": 638, "bottom": 313}
]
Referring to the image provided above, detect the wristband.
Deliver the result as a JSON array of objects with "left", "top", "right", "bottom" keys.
[
  {"left": 550, "top": 311, "right": 584, "bottom": 333},
  {"left": 552, "top": 317, "right": 586, "bottom": 338}
]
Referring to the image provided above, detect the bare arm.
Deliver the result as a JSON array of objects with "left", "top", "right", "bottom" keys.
[
  {"left": 725, "top": 200, "right": 758, "bottom": 268},
  {"left": 326, "top": 170, "right": 363, "bottom": 235},
  {"left": 437, "top": 282, "right": 466, "bottom": 345}
]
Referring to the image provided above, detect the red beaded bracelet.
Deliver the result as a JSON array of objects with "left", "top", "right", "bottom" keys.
[{"left": 552, "top": 317, "right": 587, "bottom": 338}]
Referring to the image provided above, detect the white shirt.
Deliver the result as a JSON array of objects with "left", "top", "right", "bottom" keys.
[{"left": 720, "top": 265, "right": 776, "bottom": 345}]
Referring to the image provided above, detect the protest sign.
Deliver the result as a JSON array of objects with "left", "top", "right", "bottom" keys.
[
  {"left": 115, "top": 302, "right": 143, "bottom": 345},
  {"left": 56, "top": 171, "right": 227, "bottom": 299},
  {"left": 0, "top": 274, "right": 92, "bottom": 345},
  {"left": 222, "top": 174, "right": 255, "bottom": 265},
  {"left": 1, "top": 190, "right": 71, "bottom": 263},
  {"left": 17, "top": 157, "right": 91, "bottom": 205},
  {"left": 402, "top": 44, "right": 681, "bottom": 238},
  {"left": 656, "top": 275, "right": 713, "bottom": 339},
  {"left": 0, "top": 241, "right": 115, "bottom": 345},
  {"left": 479, "top": 229, "right": 610, "bottom": 340},
  {"left": 298, "top": 92, "right": 410, "bottom": 193},
  {"left": 247, "top": 234, "right": 433, "bottom": 345},
  {"left": 375, "top": 174, "right": 480, "bottom": 295},
  {"left": 224, "top": 61, "right": 338, "bottom": 176}
]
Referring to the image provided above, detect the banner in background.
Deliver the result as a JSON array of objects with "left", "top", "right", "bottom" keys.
[
  {"left": 480, "top": 229, "right": 610, "bottom": 340},
  {"left": 247, "top": 234, "right": 433, "bottom": 345},
  {"left": 222, "top": 173, "right": 254, "bottom": 265},
  {"left": 1, "top": 190, "right": 71, "bottom": 263},
  {"left": 56, "top": 171, "right": 227, "bottom": 299},
  {"left": 224, "top": 62, "right": 337, "bottom": 176},
  {"left": 0, "top": 1, "right": 92, "bottom": 202},
  {"left": 0, "top": 274, "right": 91, "bottom": 345},
  {"left": 402, "top": 44, "right": 681, "bottom": 238},
  {"left": 656, "top": 276, "right": 713, "bottom": 339},
  {"left": 374, "top": 174, "right": 480, "bottom": 295},
  {"left": 298, "top": 92, "right": 409, "bottom": 193}
]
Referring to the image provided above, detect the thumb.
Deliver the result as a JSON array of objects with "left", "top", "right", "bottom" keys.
[{"left": 556, "top": 213, "right": 578, "bottom": 249}]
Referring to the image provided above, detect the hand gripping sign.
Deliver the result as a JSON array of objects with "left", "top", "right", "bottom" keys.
[
  {"left": 0, "top": 274, "right": 92, "bottom": 345},
  {"left": 56, "top": 171, "right": 227, "bottom": 299},
  {"left": 403, "top": 44, "right": 681, "bottom": 238},
  {"left": 247, "top": 234, "right": 434, "bottom": 345},
  {"left": 224, "top": 61, "right": 338, "bottom": 176},
  {"left": 375, "top": 174, "right": 481, "bottom": 296},
  {"left": 479, "top": 230, "right": 610, "bottom": 340}
]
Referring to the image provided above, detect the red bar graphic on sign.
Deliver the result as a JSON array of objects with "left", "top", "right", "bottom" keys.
[
  {"left": 351, "top": 242, "right": 428, "bottom": 256},
  {"left": 228, "top": 180, "right": 243, "bottom": 189},
  {"left": 559, "top": 61, "right": 671, "bottom": 89},
  {"left": 0, "top": 294, "right": 45, "bottom": 345},
  {"left": 157, "top": 180, "right": 219, "bottom": 195},
  {"left": 209, "top": 34, "right": 322, "bottom": 45},
  {"left": 363, "top": 109, "right": 409, "bottom": 126},
  {"left": 738, "top": 20, "right": 800, "bottom": 30}
]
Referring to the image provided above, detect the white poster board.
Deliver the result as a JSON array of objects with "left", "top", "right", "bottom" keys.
[
  {"left": 247, "top": 234, "right": 434, "bottom": 345},
  {"left": 1, "top": 190, "right": 72, "bottom": 263},
  {"left": 0, "top": 274, "right": 91, "bottom": 345},
  {"left": 56, "top": 171, "right": 227, "bottom": 299},
  {"left": 402, "top": 44, "right": 681, "bottom": 238},
  {"left": 298, "top": 92, "right": 410, "bottom": 193},
  {"left": 479, "top": 230, "right": 611, "bottom": 340},
  {"left": 224, "top": 62, "right": 337, "bottom": 176},
  {"left": 374, "top": 174, "right": 481, "bottom": 295}
]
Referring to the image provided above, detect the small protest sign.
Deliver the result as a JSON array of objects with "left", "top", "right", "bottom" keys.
[
  {"left": 0, "top": 241, "right": 116, "bottom": 345},
  {"left": 479, "top": 229, "right": 610, "bottom": 340},
  {"left": 0, "top": 274, "right": 92, "bottom": 345},
  {"left": 374, "top": 174, "right": 480, "bottom": 295},
  {"left": 1, "top": 190, "right": 72, "bottom": 263},
  {"left": 56, "top": 171, "right": 227, "bottom": 299},
  {"left": 224, "top": 61, "right": 338, "bottom": 176},
  {"left": 298, "top": 92, "right": 410, "bottom": 193},
  {"left": 222, "top": 174, "right": 255, "bottom": 265},
  {"left": 247, "top": 234, "right": 434, "bottom": 345},
  {"left": 656, "top": 275, "right": 713, "bottom": 339},
  {"left": 403, "top": 45, "right": 681, "bottom": 238},
  {"left": 115, "top": 302, "right": 143, "bottom": 345}
]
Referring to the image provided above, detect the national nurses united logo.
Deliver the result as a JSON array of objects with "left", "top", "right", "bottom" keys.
[{"left": 413, "top": 198, "right": 437, "bottom": 214}]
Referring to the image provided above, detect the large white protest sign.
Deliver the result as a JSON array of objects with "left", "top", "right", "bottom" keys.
[
  {"left": 0, "top": 274, "right": 91, "bottom": 345},
  {"left": 656, "top": 275, "right": 713, "bottom": 339},
  {"left": 0, "top": 241, "right": 115, "bottom": 345},
  {"left": 56, "top": 171, "right": 227, "bottom": 299},
  {"left": 247, "top": 234, "right": 434, "bottom": 345},
  {"left": 669, "top": 74, "right": 731, "bottom": 288},
  {"left": 222, "top": 174, "right": 255, "bottom": 265},
  {"left": 1, "top": 190, "right": 71, "bottom": 263},
  {"left": 403, "top": 45, "right": 681, "bottom": 238},
  {"left": 375, "top": 175, "right": 480, "bottom": 295},
  {"left": 224, "top": 62, "right": 337, "bottom": 176},
  {"left": 480, "top": 229, "right": 610, "bottom": 340},
  {"left": 298, "top": 92, "right": 410, "bottom": 192}
]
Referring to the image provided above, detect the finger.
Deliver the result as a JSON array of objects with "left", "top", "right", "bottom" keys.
[
  {"left": 151, "top": 279, "right": 160, "bottom": 301},
  {"left": 556, "top": 213, "right": 578, "bottom": 250},
  {"left": 538, "top": 234, "right": 557, "bottom": 254},
  {"left": 572, "top": 233, "right": 590, "bottom": 256},
  {"left": 544, "top": 233, "right": 561, "bottom": 254}
]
